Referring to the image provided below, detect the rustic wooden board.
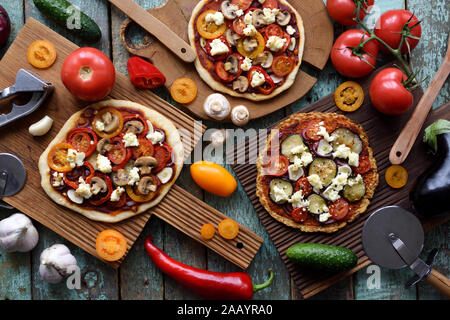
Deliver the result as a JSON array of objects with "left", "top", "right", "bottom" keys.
[
  {"left": 0, "top": 18, "right": 263, "bottom": 270},
  {"left": 119, "top": 0, "right": 333, "bottom": 121},
  {"left": 229, "top": 63, "right": 450, "bottom": 299}
]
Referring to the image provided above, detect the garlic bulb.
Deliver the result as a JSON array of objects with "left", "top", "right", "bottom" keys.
[
  {"left": 0, "top": 213, "right": 39, "bottom": 253},
  {"left": 29, "top": 116, "right": 53, "bottom": 136},
  {"left": 39, "top": 244, "right": 78, "bottom": 284},
  {"left": 204, "top": 93, "right": 231, "bottom": 120},
  {"left": 231, "top": 105, "right": 250, "bottom": 126}
]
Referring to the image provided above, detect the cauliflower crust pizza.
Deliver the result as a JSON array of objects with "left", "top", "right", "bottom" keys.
[
  {"left": 39, "top": 100, "right": 184, "bottom": 223},
  {"left": 256, "top": 112, "right": 378, "bottom": 233},
  {"left": 188, "top": 0, "right": 305, "bottom": 101}
]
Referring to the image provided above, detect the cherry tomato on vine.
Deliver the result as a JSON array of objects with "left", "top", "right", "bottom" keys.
[
  {"left": 327, "top": 0, "right": 374, "bottom": 26},
  {"left": 374, "top": 10, "right": 422, "bottom": 55},
  {"left": 331, "top": 29, "right": 379, "bottom": 78},
  {"left": 369, "top": 68, "right": 413, "bottom": 115}
]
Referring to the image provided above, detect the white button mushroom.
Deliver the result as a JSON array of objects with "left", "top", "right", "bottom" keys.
[
  {"left": 39, "top": 244, "right": 78, "bottom": 284},
  {"left": 204, "top": 93, "right": 231, "bottom": 121},
  {"left": 231, "top": 105, "right": 250, "bottom": 126},
  {"left": 0, "top": 213, "right": 39, "bottom": 253},
  {"left": 29, "top": 115, "right": 53, "bottom": 137}
]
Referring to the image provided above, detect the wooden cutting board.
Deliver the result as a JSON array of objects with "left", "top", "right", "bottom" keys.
[
  {"left": 0, "top": 18, "right": 263, "bottom": 269},
  {"left": 119, "top": 0, "right": 333, "bottom": 121},
  {"left": 228, "top": 64, "right": 450, "bottom": 298}
]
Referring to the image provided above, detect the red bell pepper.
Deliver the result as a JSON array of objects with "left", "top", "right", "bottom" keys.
[
  {"left": 144, "top": 236, "right": 274, "bottom": 300},
  {"left": 127, "top": 56, "right": 166, "bottom": 89}
]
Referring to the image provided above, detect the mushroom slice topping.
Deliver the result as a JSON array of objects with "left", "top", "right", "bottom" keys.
[
  {"left": 252, "top": 9, "right": 266, "bottom": 28},
  {"left": 276, "top": 11, "right": 291, "bottom": 26},
  {"left": 124, "top": 120, "right": 144, "bottom": 135},
  {"left": 101, "top": 111, "right": 121, "bottom": 133},
  {"left": 225, "top": 28, "right": 241, "bottom": 46},
  {"left": 137, "top": 176, "right": 157, "bottom": 195},
  {"left": 97, "top": 138, "right": 113, "bottom": 155},
  {"left": 221, "top": 0, "right": 238, "bottom": 19},
  {"left": 67, "top": 189, "right": 83, "bottom": 204},
  {"left": 135, "top": 156, "right": 157, "bottom": 175},
  {"left": 254, "top": 51, "right": 273, "bottom": 68},
  {"left": 90, "top": 176, "right": 107, "bottom": 195},
  {"left": 112, "top": 169, "right": 129, "bottom": 187},
  {"left": 243, "top": 37, "right": 258, "bottom": 52},
  {"left": 225, "top": 54, "right": 241, "bottom": 75},
  {"left": 232, "top": 76, "right": 249, "bottom": 92}
]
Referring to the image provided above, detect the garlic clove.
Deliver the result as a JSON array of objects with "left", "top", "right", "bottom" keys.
[
  {"left": 29, "top": 116, "right": 53, "bottom": 137},
  {"left": 0, "top": 213, "right": 39, "bottom": 253},
  {"left": 231, "top": 105, "right": 250, "bottom": 126},
  {"left": 39, "top": 244, "right": 78, "bottom": 284},
  {"left": 156, "top": 167, "right": 173, "bottom": 184}
]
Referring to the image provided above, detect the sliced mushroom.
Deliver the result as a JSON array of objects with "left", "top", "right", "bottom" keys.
[
  {"left": 225, "top": 28, "right": 241, "bottom": 46},
  {"left": 137, "top": 176, "right": 156, "bottom": 195},
  {"left": 231, "top": 105, "right": 250, "bottom": 126},
  {"left": 243, "top": 37, "right": 258, "bottom": 52},
  {"left": 252, "top": 9, "right": 266, "bottom": 28},
  {"left": 135, "top": 156, "right": 157, "bottom": 175},
  {"left": 112, "top": 169, "right": 129, "bottom": 187},
  {"left": 254, "top": 51, "right": 273, "bottom": 68},
  {"left": 225, "top": 55, "right": 241, "bottom": 74},
  {"left": 232, "top": 76, "right": 249, "bottom": 92},
  {"left": 221, "top": 0, "right": 237, "bottom": 19},
  {"left": 67, "top": 189, "right": 83, "bottom": 204},
  {"left": 101, "top": 112, "right": 120, "bottom": 133},
  {"left": 124, "top": 120, "right": 144, "bottom": 135},
  {"left": 276, "top": 11, "right": 291, "bottom": 26},
  {"left": 90, "top": 176, "right": 107, "bottom": 195},
  {"left": 96, "top": 138, "right": 113, "bottom": 155}
]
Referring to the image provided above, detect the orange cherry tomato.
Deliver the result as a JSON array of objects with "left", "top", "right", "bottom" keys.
[
  {"left": 170, "top": 78, "right": 198, "bottom": 104},
  {"left": 125, "top": 175, "right": 159, "bottom": 203},
  {"left": 190, "top": 161, "right": 237, "bottom": 197},
  {"left": 271, "top": 55, "right": 294, "bottom": 77},
  {"left": 236, "top": 32, "right": 265, "bottom": 59},
  {"left": 96, "top": 229, "right": 128, "bottom": 262},
  {"left": 27, "top": 40, "right": 57, "bottom": 69},
  {"left": 196, "top": 10, "right": 227, "bottom": 40},
  {"left": 334, "top": 81, "right": 364, "bottom": 112},
  {"left": 66, "top": 127, "right": 98, "bottom": 157},
  {"left": 329, "top": 198, "right": 350, "bottom": 221},
  {"left": 92, "top": 107, "right": 124, "bottom": 139},
  {"left": 291, "top": 207, "right": 308, "bottom": 223},
  {"left": 47, "top": 142, "right": 75, "bottom": 172},
  {"left": 385, "top": 165, "right": 408, "bottom": 189},
  {"left": 200, "top": 223, "right": 216, "bottom": 240},
  {"left": 231, "top": 0, "right": 253, "bottom": 11},
  {"left": 354, "top": 155, "right": 371, "bottom": 174},
  {"left": 218, "top": 218, "right": 239, "bottom": 240}
]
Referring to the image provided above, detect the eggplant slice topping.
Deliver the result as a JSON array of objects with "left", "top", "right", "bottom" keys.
[
  {"left": 343, "top": 177, "right": 366, "bottom": 202},
  {"left": 308, "top": 158, "right": 337, "bottom": 187},
  {"left": 269, "top": 178, "right": 293, "bottom": 204},
  {"left": 280, "top": 134, "right": 307, "bottom": 162},
  {"left": 330, "top": 127, "right": 363, "bottom": 154},
  {"left": 306, "top": 194, "right": 328, "bottom": 214}
]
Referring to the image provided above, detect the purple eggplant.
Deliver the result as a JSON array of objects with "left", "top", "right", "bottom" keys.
[
  {"left": 312, "top": 139, "right": 333, "bottom": 158},
  {"left": 0, "top": 6, "right": 10, "bottom": 48}
]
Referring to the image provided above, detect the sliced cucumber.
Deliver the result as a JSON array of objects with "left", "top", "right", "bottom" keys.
[
  {"left": 307, "top": 194, "right": 328, "bottom": 214},
  {"left": 281, "top": 134, "right": 307, "bottom": 161},
  {"left": 308, "top": 158, "right": 337, "bottom": 187},
  {"left": 330, "top": 128, "right": 363, "bottom": 154},
  {"left": 343, "top": 177, "right": 366, "bottom": 202},
  {"left": 269, "top": 179, "right": 293, "bottom": 204}
]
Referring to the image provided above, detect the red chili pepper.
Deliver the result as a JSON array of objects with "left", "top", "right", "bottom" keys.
[
  {"left": 127, "top": 56, "right": 166, "bottom": 89},
  {"left": 144, "top": 236, "right": 274, "bottom": 300}
]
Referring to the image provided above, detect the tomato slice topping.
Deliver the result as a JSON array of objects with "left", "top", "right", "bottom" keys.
[
  {"left": 63, "top": 161, "right": 95, "bottom": 189},
  {"left": 291, "top": 207, "right": 308, "bottom": 223},
  {"left": 303, "top": 120, "right": 323, "bottom": 141},
  {"left": 329, "top": 198, "right": 350, "bottom": 221},
  {"left": 247, "top": 66, "right": 275, "bottom": 95},
  {"left": 236, "top": 32, "right": 266, "bottom": 59},
  {"left": 205, "top": 36, "right": 231, "bottom": 61},
  {"left": 92, "top": 108, "right": 124, "bottom": 139},
  {"left": 47, "top": 142, "right": 75, "bottom": 173},
  {"left": 153, "top": 143, "right": 172, "bottom": 173},
  {"left": 265, "top": 24, "right": 284, "bottom": 38},
  {"left": 264, "top": 154, "right": 289, "bottom": 176},
  {"left": 231, "top": 0, "right": 253, "bottom": 11},
  {"left": 215, "top": 58, "right": 242, "bottom": 83},
  {"left": 67, "top": 127, "right": 98, "bottom": 157},
  {"left": 132, "top": 138, "right": 155, "bottom": 158},
  {"left": 126, "top": 175, "right": 160, "bottom": 203},
  {"left": 87, "top": 173, "right": 113, "bottom": 206},
  {"left": 107, "top": 138, "right": 128, "bottom": 165},
  {"left": 353, "top": 155, "right": 371, "bottom": 174},
  {"left": 262, "top": 0, "right": 278, "bottom": 9},
  {"left": 272, "top": 55, "right": 294, "bottom": 77},
  {"left": 294, "top": 177, "right": 313, "bottom": 197},
  {"left": 232, "top": 17, "right": 247, "bottom": 36},
  {"left": 112, "top": 148, "right": 133, "bottom": 172},
  {"left": 196, "top": 10, "right": 227, "bottom": 40}
]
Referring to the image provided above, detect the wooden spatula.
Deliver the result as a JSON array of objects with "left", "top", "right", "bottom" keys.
[
  {"left": 108, "top": 0, "right": 197, "bottom": 63},
  {"left": 389, "top": 35, "right": 450, "bottom": 164}
]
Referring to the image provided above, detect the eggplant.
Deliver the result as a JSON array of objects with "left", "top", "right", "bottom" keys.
[
  {"left": 0, "top": 5, "right": 10, "bottom": 48},
  {"left": 410, "top": 120, "right": 450, "bottom": 218}
]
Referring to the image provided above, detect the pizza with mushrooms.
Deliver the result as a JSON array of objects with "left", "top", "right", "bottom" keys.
[
  {"left": 256, "top": 112, "right": 378, "bottom": 233},
  {"left": 38, "top": 100, "right": 184, "bottom": 223},
  {"left": 188, "top": 0, "right": 304, "bottom": 101}
]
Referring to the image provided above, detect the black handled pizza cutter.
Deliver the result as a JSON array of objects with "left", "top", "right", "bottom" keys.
[
  {"left": 0, "top": 153, "right": 26, "bottom": 209},
  {"left": 362, "top": 206, "right": 450, "bottom": 298}
]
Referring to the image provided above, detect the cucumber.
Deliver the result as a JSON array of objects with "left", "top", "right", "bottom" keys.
[
  {"left": 308, "top": 158, "right": 337, "bottom": 187},
  {"left": 286, "top": 243, "right": 358, "bottom": 273},
  {"left": 343, "top": 177, "right": 366, "bottom": 202},
  {"left": 33, "top": 0, "right": 101, "bottom": 43}
]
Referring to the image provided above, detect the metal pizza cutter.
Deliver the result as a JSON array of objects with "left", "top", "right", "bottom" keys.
[
  {"left": 362, "top": 206, "right": 450, "bottom": 298},
  {"left": 0, "top": 153, "right": 26, "bottom": 209}
]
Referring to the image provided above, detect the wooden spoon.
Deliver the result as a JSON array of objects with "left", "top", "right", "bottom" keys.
[
  {"left": 108, "top": 0, "right": 196, "bottom": 63},
  {"left": 389, "top": 35, "right": 450, "bottom": 164}
]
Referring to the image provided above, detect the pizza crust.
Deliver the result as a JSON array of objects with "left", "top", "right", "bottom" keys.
[
  {"left": 188, "top": 0, "right": 305, "bottom": 101},
  {"left": 256, "top": 112, "right": 379, "bottom": 233},
  {"left": 39, "top": 99, "right": 184, "bottom": 223}
]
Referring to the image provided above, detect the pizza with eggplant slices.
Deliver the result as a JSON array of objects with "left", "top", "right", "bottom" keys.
[
  {"left": 256, "top": 112, "right": 378, "bottom": 233},
  {"left": 188, "top": 0, "right": 304, "bottom": 101},
  {"left": 38, "top": 100, "right": 184, "bottom": 223}
]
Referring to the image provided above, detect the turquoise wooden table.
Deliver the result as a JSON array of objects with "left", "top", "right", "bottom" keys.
[{"left": 0, "top": 0, "right": 448, "bottom": 300}]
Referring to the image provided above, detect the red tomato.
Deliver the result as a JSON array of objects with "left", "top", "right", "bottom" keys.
[
  {"left": 331, "top": 29, "right": 379, "bottom": 78},
  {"left": 107, "top": 138, "right": 128, "bottom": 165},
  {"left": 369, "top": 68, "right": 413, "bottom": 115},
  {"left": 329, "top": 198, "right": 350, "bottom": 221},
  {"left": 327, "top": 0, "right": 374, "bottom": 26},
  {"left": 61, "top": 47, "right": 115, "bottom": 101},
  {"left": 66, "top": 127, "right": 98, "bottom": 157},
  {"left": 294, "top": 177, "right": 312, "bottom": 197},
  {"left": 272, "top": 56, "right": 294, "bottom": 77},
  {"left": 262, "top": 0, "right": 278, "bottom": 9},
  {"left": 353, "top": 155, "right": 371, "bottom": 174},
  {"left": 214, "top": 55, "right": 243, "bottom": 83},
  {"left": 291, "top": 207, "right": 308, "bottom": 223},
  {"left": 265, "top": 24, "right": 284, "bottom": 38},
  {"left": 153, "top": 143, "right": 172, "bottom": 173},
  {"left": 231, "top": 0, "right": 252, "bottom": 11},
  {"left": 247, "top": 66, "right": 275, "bottom": 95},
  {"left": 205, "top": 36, "right": 231, "bottom": 61},
  {"left": 132, "top": 139, "right": 154, "bottom": 158},
  {"left": 303, "top": 119, "right": 323, "bottom": 141},
  {"left": 232, "top": 17, "right": 247, "bottom": 36},
  {"left": 87, "top": 173, "right": 113, "bottom": 206},
  {"left": 374, "top": 10, "right": 422, "bottom": 55},
  {"left": 264, "top": 155, "right": 289, "bottom": 176}
]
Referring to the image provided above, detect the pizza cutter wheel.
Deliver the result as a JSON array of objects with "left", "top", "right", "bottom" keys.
[
  {"left": 362, "top": 206, "right": 450, "bottom": 298},
  {"left": 0, "top": 153, "right": 26, "bottom": 210}
]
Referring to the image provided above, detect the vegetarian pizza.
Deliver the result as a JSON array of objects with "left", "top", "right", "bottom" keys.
[
  {"left": 256, "top": 112, "right": 378, "bottom": 233},
  {"left": 38, "top": 100, "right": 184, "bottom": 223},
  {"left": 188, "top": 0, "right": 304, "bottom": 101}
]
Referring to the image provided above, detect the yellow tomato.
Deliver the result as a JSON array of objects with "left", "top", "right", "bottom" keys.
[
  {"left": 196, "top": 10, "right": 226, "bottom": 39},
  {"left": 236, "top": 32, "right": 265, "bottom": 59},
  {"left": 190, "top": 161, "right": 237, "bottom": 197}
]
